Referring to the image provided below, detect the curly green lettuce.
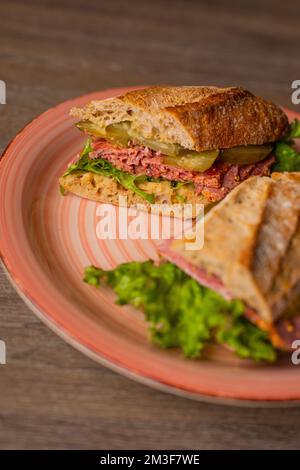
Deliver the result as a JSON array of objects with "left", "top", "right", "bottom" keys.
[
  {"left": 84, "top": 261, "right": 276, "bottom": 362},
  {"left": 273, "top": 118, "right": 300, "bottom": 172}
]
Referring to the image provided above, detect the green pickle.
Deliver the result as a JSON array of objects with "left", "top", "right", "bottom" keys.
[
  {"left": 129, "top": 130, "right": 180, "bottom": 156},
  {"left": 76, "top": 121, "right": 131, "bottom": 147},
  {"left": 106, "top": 122, "right": 131, "bottom": 147},
  {"left": 76, "top": 120, "right": 272, "bottom": 172},
  {"left": 76, "top": 121, "right": 106, "bottom": 137},
  {"left": 163, "top": 151, "right": 219, "bottom": 171},
  {"left": 219, "top": 144, "right": 273, "bottom": 165}
]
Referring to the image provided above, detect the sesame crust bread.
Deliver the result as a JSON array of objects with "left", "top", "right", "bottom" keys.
[
  {"left": 59, "top": 171, "right": 209, "bottom": 218},
  {"left": 70, "top": 86, "right": 289, "bottom": 152}
]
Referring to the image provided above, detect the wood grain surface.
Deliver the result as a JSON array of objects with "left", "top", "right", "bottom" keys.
[{"left": 1, "top": 0, "right": 300, "bottom": 450}]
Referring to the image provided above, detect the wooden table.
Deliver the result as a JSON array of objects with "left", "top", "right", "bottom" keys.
[{"left": 1, "top": 0, "right": 300, "bottom": 450}]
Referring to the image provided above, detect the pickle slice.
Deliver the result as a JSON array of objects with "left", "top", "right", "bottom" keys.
[
  {"left": 106, "top": 122, "right": 131, "bottom": 147},
  {"left": 129, "top": 130, "right": 181, "bottom": 156},
  {"left": 77, "top": 120, "right": 218, "bottom": 171},
  {"left": 77, "top": 121, "right": 131, "bottom": 147},
  {"left": 76, "top": 120, "right": 106, "bottom": 137},
  {"left": 129, "top": 130, "right": 221, "bottom": 171},
  {"left": 77, "top": 120, "right": 272, "bottom": 169},
  {"left": 219, "top": 144, "right": 273, "bottom": 165},
  {"left": 163, "top": 151, "right": 219, "bottom": 172}
]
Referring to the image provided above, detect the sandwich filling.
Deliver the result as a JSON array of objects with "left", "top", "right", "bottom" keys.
[
  {"left": 89, "top": 138, "right": 274, "bottom": 202},
  {"left": 68, "top": 120, "right": 276, "bottom": 203}
]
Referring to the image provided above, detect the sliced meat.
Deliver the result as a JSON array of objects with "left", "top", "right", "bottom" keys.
[
  {"left": 90, "top": 139, "right": 274, "bottom": 203},
  {"left": 159, "top": 239, "right": 232, "bottom": 300}
]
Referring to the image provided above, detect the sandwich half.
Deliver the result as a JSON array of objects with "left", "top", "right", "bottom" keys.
[
  {"left": 160, "top": 172, "right": 300, "bottom": 351},
  {"left": 60, "top": 86, "right": 289, "bottom": 215},
  {"left": 83, "top": 173, "right": 300, "bottom": 361}
]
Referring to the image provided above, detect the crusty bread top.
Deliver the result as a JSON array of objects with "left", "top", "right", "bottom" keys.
[{"left": 71, "top": 86, "right": 289, "bottom": 151}]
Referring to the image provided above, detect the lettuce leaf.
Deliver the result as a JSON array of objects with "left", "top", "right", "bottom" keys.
[
  {"left": 63, "top": 139, "right": 155, "bottom": 203},
  {"left": 289, "top": 119, "right": 300, "bottom": 139},
  {"left": 273, "top": 119, "right": 300, "bottom": 172},
  {"left": 84, "top": 261, "right": 276, "bottom": 362}
]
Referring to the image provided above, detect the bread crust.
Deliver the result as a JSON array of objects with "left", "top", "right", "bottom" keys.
[
  {"left": 165, "top": 92, "right": 288, "bottom": 150},
  {"left": 161, "top": 173, "right": 300, "bottom": 323},
  {"left": 72, "top": 86, "right": 289, "bottom": 151}
]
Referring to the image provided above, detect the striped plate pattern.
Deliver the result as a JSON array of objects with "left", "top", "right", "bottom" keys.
[{"left": 1, "top": 87, "right": 300, "bottom": 405}]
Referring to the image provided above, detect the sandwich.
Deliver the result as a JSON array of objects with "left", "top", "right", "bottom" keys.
[
  {"left": 60, "top": 86, "right": 291, "bottom": 215},
  {"left": 83, "top": 172, "right": 300, "bottom": 362}
]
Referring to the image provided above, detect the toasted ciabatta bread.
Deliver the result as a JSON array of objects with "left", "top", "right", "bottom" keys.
[
  {"left": 161, "top": 173, "right": 300, "bottom": 323},
  {"left": 71, "top": 86, "right": 289, "bottom": 151},
  {"left": 59, "top": 171, "right": 209, "bottom": 217}
]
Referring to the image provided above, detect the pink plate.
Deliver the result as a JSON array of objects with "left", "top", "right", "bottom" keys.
[{"left": 1, "top": 87, "right": 300, "bottom": 406}]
